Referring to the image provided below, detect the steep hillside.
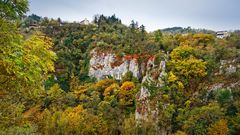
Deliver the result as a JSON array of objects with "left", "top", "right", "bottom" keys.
[
  {"left": 2, "top": 10, "right": 240, "bottom": 134},
  {"left": 2, "top": 0, "right": 240, "bottom": 134}
]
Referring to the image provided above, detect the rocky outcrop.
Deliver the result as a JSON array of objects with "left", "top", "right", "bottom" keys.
[
  {"left": 88, "top": 50, "right": 167, "bottom": 121},
  {"left": 218, "top": 59, "right": 239, "bottom": 75},
  {"left": 135, "top": 59, "right": 167, "bottom": 120},
  {"left": 88, "top": 51, "right": 167, "bottom": 81},
  {"left": 88, "top": 51, "right": 141, "bottom": 80}
]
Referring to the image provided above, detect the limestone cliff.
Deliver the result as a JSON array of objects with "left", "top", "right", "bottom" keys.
[
  {"left": 88, "top": 50, "right": 167, "bottom": 120},
  {"left": 88, "top": 51, "right": 167, "bottom": 81},
  {"left": 88, "top": 51, "right": 141, "bottom": 80}
]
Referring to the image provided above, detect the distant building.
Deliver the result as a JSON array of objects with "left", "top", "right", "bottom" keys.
[
  {"left": 80, "top": 18, "right": 90, "bottom": 25},
  {"left": 216, "top": 31, "right": 229, "bottom": 39},
  {"left": 59, "top": 22, "right": 66, "bottom": 27},
  {"left": 28, "top": 24, "right": 40, "bottom": 29}
]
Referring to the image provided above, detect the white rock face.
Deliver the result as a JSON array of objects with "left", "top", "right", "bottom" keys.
[
  {"left": 129, "top": 60, "right": 141, "bottom": 78},
  {"left": 135, "top": 86, "right": 150, "bottom": 121},
  {"left": 209, "top": 83, "right": 224, "bottom": 91},
  {"left": 225, "top": 65, "right": 237, "bottom": 74},
  {"left": 88, "top": 51, "right": 140, "bottom": 80},
  {"left": 88, "top": 51, "right": 167, "bottom": 82},
  {"left": 136, "top": 60, "right": 167, "bottom": 121},
  {"left": 218, "top": 59, "right": 239, "bottom": 75}
]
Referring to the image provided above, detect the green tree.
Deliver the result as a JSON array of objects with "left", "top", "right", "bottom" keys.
[
  {"left": 178, "top": 103, "right": 225, "bottom": 135},
  {"left": 0, "top": 1, "right": 57, "bottom": 131},
  {"left": 0, "top": 0, "right": 29, "bottom": 20},
  {"left": 154, "top": 29, "right": 163, "bottom": 43}
]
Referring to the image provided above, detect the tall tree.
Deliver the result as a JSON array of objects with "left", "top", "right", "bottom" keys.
[
  {"left": 0, "top": 0, "right": 56, "bottom": 132},
  {"left": 0, "top": 0, "right": 29, "bottom": 20}
]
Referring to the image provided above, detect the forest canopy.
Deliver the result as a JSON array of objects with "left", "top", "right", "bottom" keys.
[{"left": 0, "top": 0, "right": 240, "bottom": 134}]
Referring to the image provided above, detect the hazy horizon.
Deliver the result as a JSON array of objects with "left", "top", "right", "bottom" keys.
[{"left": 28, "top": 0, "right": 240, "bottom": 32}]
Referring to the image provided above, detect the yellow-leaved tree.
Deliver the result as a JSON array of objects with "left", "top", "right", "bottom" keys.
[
  {"left": 156, "top": 45, "right": 208, "bottom": 133},
  {"left": 119, "top": 81, "right": 137, "bottom": 107},
  {"left": 0, "top": 10, "right": 56, "bottom": 131},
  {"left": 208, "top": 119, "right": 228, "bottom": 135},
  {"left": 168, "top": 45, "right": 207, "bottom": 95}
]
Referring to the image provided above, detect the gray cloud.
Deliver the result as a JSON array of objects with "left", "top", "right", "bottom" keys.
[{"left": 28, "top": 0, "right": 240, "bottom": 31}]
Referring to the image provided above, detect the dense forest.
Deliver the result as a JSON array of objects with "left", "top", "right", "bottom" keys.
[{"left": 1, "top": 0, "right": 240, "bottom": 135}]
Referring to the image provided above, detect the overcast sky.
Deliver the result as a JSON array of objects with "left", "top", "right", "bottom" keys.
[{"left": 28, "top": 0, "right": 240, "bottom": 31}]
